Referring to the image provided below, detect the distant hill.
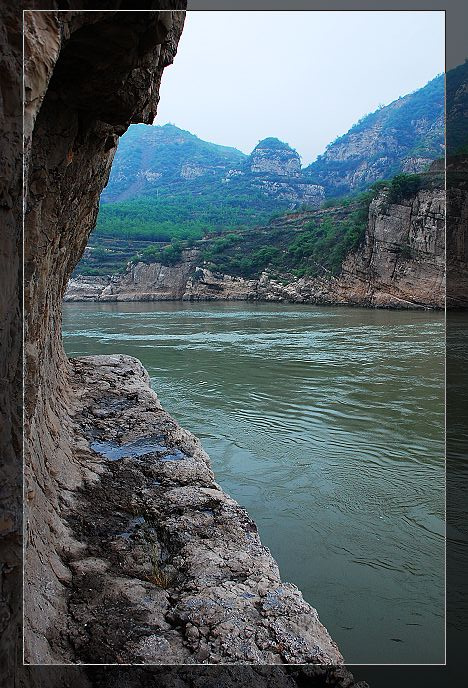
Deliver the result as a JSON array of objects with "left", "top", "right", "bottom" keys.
[
  {"left": 95, "top": 125, "right": 325, "bottom": 246},
  {"left": 305, "top": 74, "right": 444, "bottom": 195},
  {"left": 76, "top": 74, "right": 446, "bottom": 277},
  {"left": 101, "top": 124, "right": 247, "bottom": 203}
]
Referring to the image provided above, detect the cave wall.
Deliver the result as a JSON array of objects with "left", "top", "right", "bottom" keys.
[
  {"left": 0, "top": 3, "right": 24, "bottom": 683},
  {"left": 23, "top": 6, "right": 186, "bottom": 663}
]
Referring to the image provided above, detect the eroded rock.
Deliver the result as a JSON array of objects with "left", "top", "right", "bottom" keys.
[
  {"left": 23, "top": 7, "right": 186, "bottom": 664},
  {"left": 61, "top": 354, "right": 343, "bottom": 665},
  {"left": 50, "top": 355, "right": 343, "bottom": 664}
]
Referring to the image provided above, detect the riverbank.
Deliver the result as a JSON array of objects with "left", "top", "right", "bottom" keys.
[
  {"left": 32, "top": 352, "right": 342, "bottom": 664},
  {"left": 66, "top": 188, "right": 445, "bottom": 309}
]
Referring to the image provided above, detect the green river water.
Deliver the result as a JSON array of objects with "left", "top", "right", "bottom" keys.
[{"left": 63, "top": 301, "right": 445, "bottom": 664}]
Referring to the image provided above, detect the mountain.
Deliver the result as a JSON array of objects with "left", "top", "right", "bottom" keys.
[
  {"left": 94, "top": 75, "right": 445, "bottom": 249},
  {"left": 102, "top": 124, "right": 324, "bottom": 207},
  {"left": 95, "top": 125, "right": 325, "bottom": 246},
  {"left": 101, "top": 123, "right": 247, "bottom": 203},
  {"left": 75, "top": 74, "right": 445, "bottom": 278},
  {"left": 446, "top": 60, "right": 468, "bottom": 155},
  {"left": 305, "top": 74, "right": 444, "bottom": 196}
]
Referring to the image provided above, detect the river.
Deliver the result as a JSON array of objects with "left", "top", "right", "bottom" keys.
[{"left": 62, "top": 301, "right": 445, "bottom": 664}]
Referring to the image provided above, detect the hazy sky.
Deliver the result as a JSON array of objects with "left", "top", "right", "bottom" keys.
[{"left": 155, "top": 11, "right": 444, "bottom": 165}]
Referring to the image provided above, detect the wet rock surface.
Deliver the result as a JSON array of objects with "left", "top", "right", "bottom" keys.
[{"left": 62, "top": 354, "right": 343, "bottom": 665}]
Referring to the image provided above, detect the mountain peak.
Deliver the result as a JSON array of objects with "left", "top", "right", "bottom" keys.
[
  {"left": 250, "top": 138, "right": 301, "bottom": 177},
  {"left": 254, "top": 137, "right": 295, "bottom": 152}
]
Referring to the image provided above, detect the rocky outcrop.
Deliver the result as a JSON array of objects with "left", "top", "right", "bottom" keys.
[
  {"left": 250, "top": 179, "right": 325, "bottom": 206},
  {"left": 64, "top": 275, "right": 112, "bottom": 301},
  {"left": 66, "top": 188, "right": 445, "bottom": 309},
  {"left": 50, "top": 353, "right": 342, "bottom": 664},
  {"left": 232, "top": 137, "right": 325, "bottom": 206},
  {"left": 250, "top": 138, "right": 302, "bottom": 176},
  {"left": 189, "top": 189, "right": 445, "bottom": 308}
]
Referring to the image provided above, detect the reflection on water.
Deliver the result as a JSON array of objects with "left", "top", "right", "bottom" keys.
[{"left": 63, "top": 301, "right": 445, "bottom": 663}]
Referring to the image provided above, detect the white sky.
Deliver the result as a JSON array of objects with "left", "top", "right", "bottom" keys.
[{"left": 155, "top": 11, "right": 445, "bottom": 165}]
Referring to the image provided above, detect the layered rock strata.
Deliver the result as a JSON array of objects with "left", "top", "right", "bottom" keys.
[{"left": 66, "top": 188, "right": 445, "bottom": 308}]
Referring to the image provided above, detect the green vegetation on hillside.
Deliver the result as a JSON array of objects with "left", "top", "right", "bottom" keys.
[
  {"left": 446, "top": 61, "right": 468, "bottom": 155},
  {"left": 200, "top": 169, "right": 443, "bottom": 280},
  {"left": 94, "top": 184, "right": 285, "bottom": 244},
  {"left": 201, "top": 188, "right": 379, "bottom": 279},
  {"left": 254, "top": 137, "right": 295, "bottom": 152},
  {"left": 74, "top": 168, "right": 443, "bottom": 279},
  {"left": 102, "top": 123, "right": 247, "bottom": 202},
  {"left": 305, "top": 74, "right": 444, "bottom": 195},
  {"left": 138, "top": 240, "right": 184, "bottom": 266}
]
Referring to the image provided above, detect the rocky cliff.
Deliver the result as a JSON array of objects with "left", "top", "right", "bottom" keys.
[
  {"left": 23, "top": 7, "right": 343, "bottom": 668},
  {"left": 305, "top": 74, "right": 444, "bottom": 195},
  {"left": 66, "top": 186, "right": 445, "bottom": 309},
  {"left": 247, "top": 138, "right": 325, "bottom": 206},
  {"left": 23, "top": 6, "right": 181, "bottom": 663}
]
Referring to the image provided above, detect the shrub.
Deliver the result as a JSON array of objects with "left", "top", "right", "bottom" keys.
[{"left": 387, "top": 173, "right": 422, "bottom": 202}]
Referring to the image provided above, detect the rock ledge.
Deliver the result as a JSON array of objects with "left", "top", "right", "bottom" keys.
[{"left": 60, "top": 354, "right": 343, "bottom": 665}]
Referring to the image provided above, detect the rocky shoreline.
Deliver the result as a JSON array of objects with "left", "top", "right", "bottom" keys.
[
  {"left": 40, "top": 353, "right": 343, "bottom": 665},
  {"left": 66, "top": 189, "right": 445, "bottom": 309}
]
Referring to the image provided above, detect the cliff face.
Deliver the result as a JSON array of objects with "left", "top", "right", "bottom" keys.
[
  {"left": 67, "top": 250, "right": 200, "bottom": 302},
  {"left": 315, "top": 188, "right": 445, "bottom": 308},
  {"left": 24, "top": 7, "right": 186, "bottom": 663},
  {"left": 250, "top": 138, "right": 302, "bottom": 176},
  {"left": 66, "top": 187, "right": 445, "bottom": 308},
  {"left": 247, "top": 138, "right": 325, "bottom": 206}
]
